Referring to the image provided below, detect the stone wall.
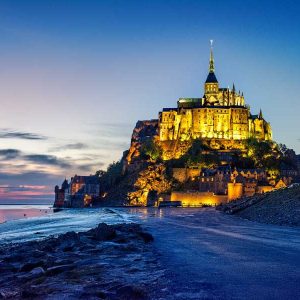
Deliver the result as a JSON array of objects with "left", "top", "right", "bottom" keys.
[
  {"left": 228, "top": 182, "right": 243, "bottom": 201},
  {"left": 171, "top": 191, "right": 227, "bottom": 206}
]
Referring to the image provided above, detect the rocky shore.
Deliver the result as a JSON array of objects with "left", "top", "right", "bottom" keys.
[
  {"left": 0, "top": 223, "right": 166, "bottom": 299},
  {"left": 217, "top": 185, "right": 300, "bottom": 226}
]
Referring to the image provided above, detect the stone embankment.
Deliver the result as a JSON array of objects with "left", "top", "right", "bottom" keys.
[
  {"left": 0, "top": 223, "right": 165, "bottom": 299},
  {"left": 217, "top": 186, "right": 300, "bottom": 226}
]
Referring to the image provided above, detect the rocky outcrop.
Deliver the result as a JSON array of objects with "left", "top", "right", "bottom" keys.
[
  {"left": 0, "top": 223, "right": 165, "bottom": 299},
  {"left": 217, "top": 185, "right": 300, "bottom": 226},
  {"left": 128, "top": 163, "right": 174, "bottom": 206},
  {"left": 126, "top": 119, "right": 158, "bottom": 165}
]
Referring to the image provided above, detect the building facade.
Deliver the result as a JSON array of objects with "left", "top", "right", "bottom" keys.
[
  {"left": 158, "top": 46, "right": 272, "bottom": 146},
  {"left": 55, "top": 175, "right": 100, "bottom": 208}
]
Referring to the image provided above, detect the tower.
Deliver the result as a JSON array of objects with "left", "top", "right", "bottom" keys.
[{"left": 204, "top": 40, "right": 219, "bottom": 104}]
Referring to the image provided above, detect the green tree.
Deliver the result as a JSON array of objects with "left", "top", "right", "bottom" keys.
[{"left": 140, "top": 139, "right": 162, "bottom": 162}]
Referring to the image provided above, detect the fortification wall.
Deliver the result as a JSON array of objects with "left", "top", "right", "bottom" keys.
[
  {"left": 171, "top": 191, "right": 227, "bottom": 206},
  {"left": 228, "top": 182, "right": 243, "bottom": 201}
]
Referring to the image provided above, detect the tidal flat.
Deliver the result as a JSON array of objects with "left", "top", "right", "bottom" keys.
[
  {"left": 1, "top": 207, "right": 300, "bottom": 299},
  {"left": 0, "top": 223, "right": 166, "bottom": 299}
]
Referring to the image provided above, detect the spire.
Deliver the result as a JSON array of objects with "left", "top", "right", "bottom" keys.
[
  {"left": 259, "top": 109, "right": 263, "bottom": 119},
  {"left": 232, "top": 83, "right": 235, "bottom": 92},
  {"left": 209, "top": 39, "right": 215, "bottom": 73},
  {"left": 205, "top": 40, "right": 218, "bottom": 84}
]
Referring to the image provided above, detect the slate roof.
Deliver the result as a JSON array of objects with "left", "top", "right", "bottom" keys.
[{"left": 205, "top": 72, "right": 218, "bottom": 83}]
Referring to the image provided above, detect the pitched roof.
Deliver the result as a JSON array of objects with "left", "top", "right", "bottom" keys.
[{"left": 205, "top": 72, "right": 218, "bottom": 83}]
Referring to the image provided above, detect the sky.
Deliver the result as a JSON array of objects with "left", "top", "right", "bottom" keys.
[{"left": 0, "top": 0, "right": 299, "bottom": 203}]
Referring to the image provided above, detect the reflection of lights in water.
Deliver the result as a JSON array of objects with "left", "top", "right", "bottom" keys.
[{"left": 158, "top": 208, "right": 164, "bottom": 218}]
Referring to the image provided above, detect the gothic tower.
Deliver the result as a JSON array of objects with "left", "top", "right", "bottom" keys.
[{"left": 204, "top": 40, "right": 219, "bottom": 104}]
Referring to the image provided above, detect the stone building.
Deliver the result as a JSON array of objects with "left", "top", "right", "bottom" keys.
[
  {"left": 198, "top": 166, "right": 231, "bottom": 194},
  {"left": 54, "top": 179, "right": 69, "bottom": 208},
  {"left": 158, "top": 45, "right": 272, "bottom": 153},
  {"left": 55, "top": 175, "right": 100, "bottom": 208}
]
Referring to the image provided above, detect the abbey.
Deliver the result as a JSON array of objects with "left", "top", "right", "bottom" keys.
[{"left": 159, "top": 46, "right": 272, "bottom": 146}]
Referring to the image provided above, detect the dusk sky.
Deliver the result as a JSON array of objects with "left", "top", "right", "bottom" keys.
[{"left": 0, "top": 0, "right": 299, "bottom": 203}]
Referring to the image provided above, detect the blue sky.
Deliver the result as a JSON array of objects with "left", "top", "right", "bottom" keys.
[{"left": 0, "top": 0, "right": 299, "bottom": 202}]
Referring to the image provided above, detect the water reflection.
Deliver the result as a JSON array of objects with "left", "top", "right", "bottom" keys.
[
  {"left": 125, "top": 207, "right": 165, "bottom": 219},
  {"left": 0, "top": 206, "right": 52, "bottom": 224}
]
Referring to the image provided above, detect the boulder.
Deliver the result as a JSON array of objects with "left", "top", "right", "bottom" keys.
[
  {"left": 87, "top": 223, "right": 116, "bottom": 241},
  {"left": 138, "top": 231, "right": 154, "bottom": 243},
  {"left": 46, "top": 264, "right": 75, "bottom": 276}
]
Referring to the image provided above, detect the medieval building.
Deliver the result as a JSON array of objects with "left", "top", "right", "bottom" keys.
[
  {"left": 54, "top": 175, "right": 100, "bottom": 208},
  {"left": 158, "top": 45, "right": 272, "bottom": 149}
]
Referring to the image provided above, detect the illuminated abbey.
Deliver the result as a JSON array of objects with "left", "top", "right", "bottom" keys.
[{"left": 158, "top": 43, "right": 272, "bottom": 152}]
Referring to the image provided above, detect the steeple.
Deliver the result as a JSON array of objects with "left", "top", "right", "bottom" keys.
[
  {"left": 205, "top": 40, "right": 218, "bottom": 84},
  {"left": 259, "top": 109, "right": 263, "bottom": 119},
  {"left": 209, "top": 39, "right": 215, "bottom": 73}
]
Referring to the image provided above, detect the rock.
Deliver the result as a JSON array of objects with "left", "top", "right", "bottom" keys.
[
  {"left": 19, "top": 261, "right": 44, "bottom": 272},
  {"left": 18, "top": 267, "right": 45, "bottom": 282},
  {"left": 30, "top": 266, "right": 45, "bottom": 276},
  {"left": 0, "top": 290, "right": 18, "bottom": 299},
  {"left": 0, "top": 223, "right": 162, "bottom": 299},
  {"left": 46, "top": 264, "right": 75, "bottom": 276},
  {"left": 218, "top": 186, "right": 300, "bottom": 227},
  {"left": 138, "top": 231, "right": 154, "bottom": 243},
  {"left": 58, "top": 231, "right": 79, "bottom": 242},
  {"left": 0, "top": 262, "right": 17, "bottom": 273},
  {"left": 31, "top": 249, "right": 45, "bottom": 258},
  {"left": 116, "top": 285, "right": 147, "bottom": 299},
  {"left": 62, "top": 245, "right": 74, "bottom": 252},
  {"left": 3, "top": 254, "right": 24, "bottom": 263},
  {"left": 21, "top": 289, "right": 39, "bottom": 298},
  {"left": 87, "top": 223, "right": 116, "bottom": 241}
]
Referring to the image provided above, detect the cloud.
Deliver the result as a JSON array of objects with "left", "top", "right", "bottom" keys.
[
  {"left": 0, "top": 171, "right": 60, "bottom": 185},
  {"left": 85, "top": 121, "right": 133, "bottom": 139},
  {"left": 49, "top": 142, "right": 89, "bottom": 152},
  {"left": 0, "top": 149, "right": 22, "bottom": 159},
  {"left": 23, "top": 154, "right": 71, "bottom": 168},
  {"left": 0, "top": 129, "right": 47, "bottom": 140},
  {"left": 0, "top": 183, "right": 54, "bottom": 203},
  {"left": 78, "top": 162, "right": 105, "bottom": 172},
  {"left": 0, "top": 171, "right": 61, "bottom": 203}
]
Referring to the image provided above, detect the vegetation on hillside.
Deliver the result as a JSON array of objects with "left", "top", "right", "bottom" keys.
[
  {"left": 140, "top": 139, "right": 162, "bottom": 162},
  {"left": 241, "top": 138, "right": 297, "bottom": 176},
  {"left": 95, "top": 160, "right": 124, "bottom": 195},
  {"left": 95, "top": 134, "right": 298, "bottom": 206}
]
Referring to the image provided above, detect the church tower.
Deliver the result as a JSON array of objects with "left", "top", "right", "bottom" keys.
[{"left": 204, "top": 40, "right": 219, "bottom": 104}]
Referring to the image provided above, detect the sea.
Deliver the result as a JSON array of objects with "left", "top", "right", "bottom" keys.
[{"left": 0, "top": 204, "right": 137, "bottom": 244}]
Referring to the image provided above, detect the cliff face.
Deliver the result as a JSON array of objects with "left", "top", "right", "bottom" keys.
[
  {"left": 127, "top": 163, "right": 174, "bottom": 206},
  {"left": 125, "top": 119, "right": 158, "bottom": 168},
  {"left": 100, "top": 120, "right": 162, "bottom": 206}
]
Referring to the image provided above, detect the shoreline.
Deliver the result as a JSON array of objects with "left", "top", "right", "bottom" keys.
[
  {"left": 1, "top": 207, "right": 300, "bottom": 299},
  {"left": 0, "top": 222, "right": 166, "bottom": 299}
]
